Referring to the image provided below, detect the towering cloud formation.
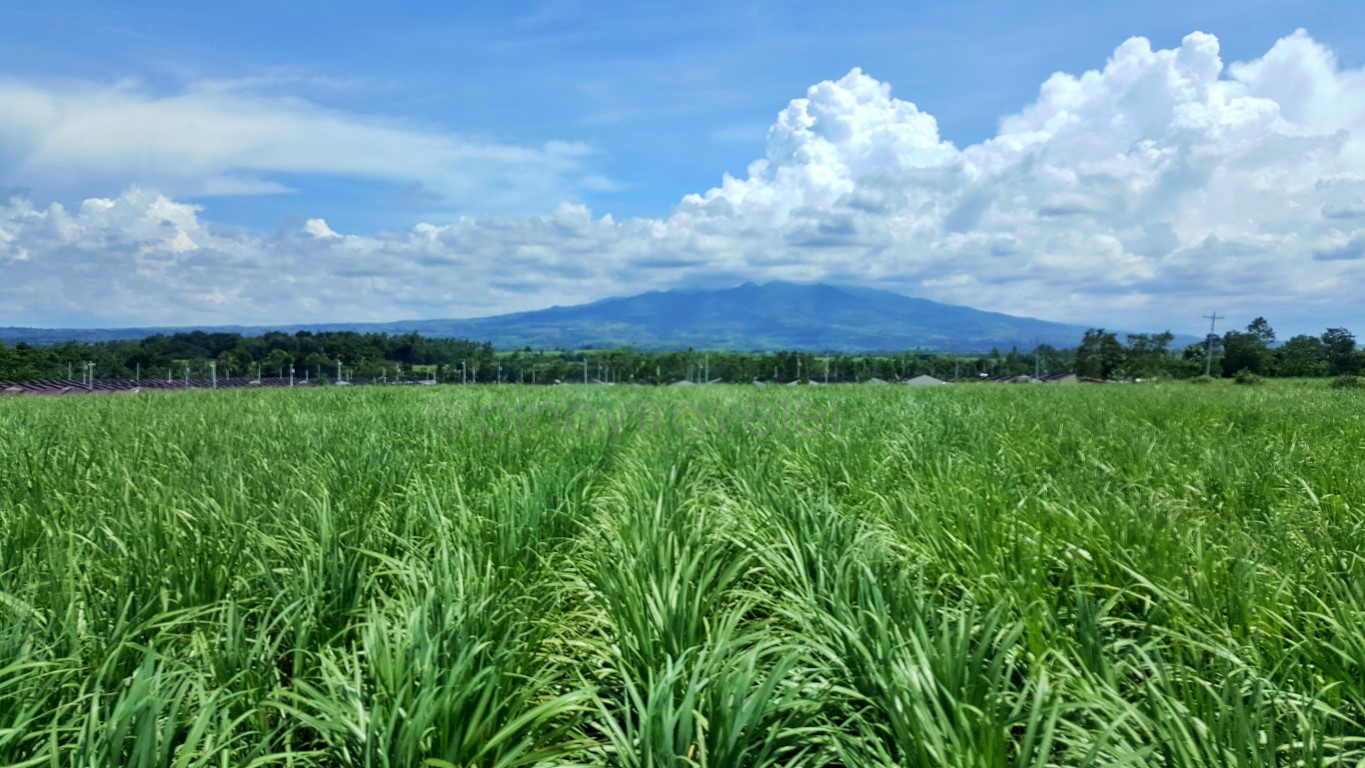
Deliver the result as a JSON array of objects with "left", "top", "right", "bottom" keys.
[
  {"left": 664, "top": 31, "right": 1365, "bottom": 320},
  {"left": 1, "top": 31, "right": 1363, "bottom": 330}
]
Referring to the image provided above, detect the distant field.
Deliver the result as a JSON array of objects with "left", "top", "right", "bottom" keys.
[{"left": 1, "top": 382, "right": 1363, "bottom": 766}]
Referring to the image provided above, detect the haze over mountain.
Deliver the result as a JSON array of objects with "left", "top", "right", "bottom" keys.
[{"left": 0, "top": 282, "right": 1166, "bottom": 353}]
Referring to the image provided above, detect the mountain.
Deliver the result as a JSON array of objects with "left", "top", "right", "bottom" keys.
[{"left": 1, "top": 282, "right": 1141, "bottom": 352}]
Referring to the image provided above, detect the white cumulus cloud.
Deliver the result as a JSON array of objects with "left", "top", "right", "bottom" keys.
[{"left": 303, "top": 218, "right": 341, "bottom": 240}]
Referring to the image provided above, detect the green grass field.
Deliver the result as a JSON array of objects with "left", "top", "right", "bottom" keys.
[{"left": 2, "top": 382, "right": 1363, "bottom": 766}]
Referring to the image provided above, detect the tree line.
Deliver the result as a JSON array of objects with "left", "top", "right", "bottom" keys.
[
  {"left": 1074, "top": 319, "right": 1361, "bottom": 380},
  {"left": 0, "top": 329, "right": 1060, "bottom": 384},
  {"left": 0, "top": 318, "right": 1358, "bottom": 384}
]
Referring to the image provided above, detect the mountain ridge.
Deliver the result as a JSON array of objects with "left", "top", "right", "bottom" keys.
[{"left": 0, "top": 281, "right": 1169, "bottom": 352}]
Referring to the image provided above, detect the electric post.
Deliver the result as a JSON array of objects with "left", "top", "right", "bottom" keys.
[{"left": 1203, "top": 311, "right": 1224, "bottom": 378}]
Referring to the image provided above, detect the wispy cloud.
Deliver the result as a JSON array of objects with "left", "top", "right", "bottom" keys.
[{"left": 0, "top": 77, "right": 605, "bottom": 213}]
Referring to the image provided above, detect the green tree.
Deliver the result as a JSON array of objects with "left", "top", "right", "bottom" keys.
[
  {"left": 1246, "top": 316, "right": 1276, "bottom": 346},
  {"left": 1322, "top": 328, "right": 1358, "bottom": 375},
  {"left": 263, "top": 348, "right": 294, "bottom": 379},
  {"left": 1184, "top": 335, "right": 1224, "bottom": 377},
  {"left": 0, "top": 341, "right": 38, "bottom": 380},
  {"left": 1221, "top": 331, "right": 1267, "bottom": 376},
  {"left": 1125, "top": 331, "right": 1175, "bottom": 378},
  {"left": 1275, "top": 335, "right": 1329, "bottom": 377},
  {"left": 1076, "top": 329, "right": 1125, "bottom": 379},
  {"left": 1220, "top": 317, "right": 1275, "bottom": 376}
]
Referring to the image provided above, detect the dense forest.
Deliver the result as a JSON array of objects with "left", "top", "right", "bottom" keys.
[{"left": 0, "top": 318, "right": 1359, "bottom": 384}]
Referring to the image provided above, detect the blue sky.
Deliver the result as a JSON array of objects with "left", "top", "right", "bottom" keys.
[{"left": 2, "top": 1, "right": 1364, "bottom": 336}]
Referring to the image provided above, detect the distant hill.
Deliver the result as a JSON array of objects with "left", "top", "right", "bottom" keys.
[{"left": 0, "top": 282, "right": 1164, "bottom": 353}]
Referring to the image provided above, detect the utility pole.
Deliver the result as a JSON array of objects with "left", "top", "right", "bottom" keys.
[
  {"left": 337, "top": 360, "right": 342, "bottom": 381},
  {"left": 289, "top": 363, "right": 295, "bottom": 387},
  {"left": 184, "top": 365, "right": 189, "bottom": 388},
  {"left": 462, "top": 360, "right": 467, "bottom": 384},
  {"left": 210, "top": 361, "right": 217, "bottom": 389},
  {"left": 583, "top": 358, "right": 588, "bottom": 384},
  {"left": 1203, "top": 311, "right": 1224, "bottom": 378}
]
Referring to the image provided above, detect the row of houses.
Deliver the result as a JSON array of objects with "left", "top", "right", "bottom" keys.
[
  {"left": 2, "top": 371, "right": 1082, "bottom": 396},
  {"left": 865, "top": 373, "right": 1079, "bottom": 386},
  {"left": 973, "top": 373, "right": 1079, "bottom": 385},
  {"left": 0, "top": 377, "right": 313, "bottom": 396},
  {"left": 746, "top": 372, "right": 1080, "bottom": 386}
]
